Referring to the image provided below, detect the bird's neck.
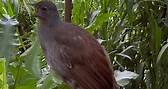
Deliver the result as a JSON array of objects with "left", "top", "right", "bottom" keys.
[{"left": 39, "top": 17, "right": 62, "bottom": 27}]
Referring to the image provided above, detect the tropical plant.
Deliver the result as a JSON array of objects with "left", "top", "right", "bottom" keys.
[{"left": 0, "top": 0, "right": 168, "bottom": 89}]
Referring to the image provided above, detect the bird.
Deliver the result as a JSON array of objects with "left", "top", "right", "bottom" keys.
[{"left": 34, "top": 0, "right": 119, "bottom": 89}]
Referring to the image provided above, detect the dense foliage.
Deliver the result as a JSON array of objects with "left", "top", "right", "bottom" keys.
[{"left": 0, "top": 0, "right": 168, "bottom": 89}]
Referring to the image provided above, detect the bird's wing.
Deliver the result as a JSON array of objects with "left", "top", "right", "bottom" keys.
[{"left": 55, "top": 23, "right": 118, "bottom": 89}]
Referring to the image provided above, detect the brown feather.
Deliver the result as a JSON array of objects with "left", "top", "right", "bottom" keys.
[{"left": 35, "top": 1, "right": 119, "bottom": 89}]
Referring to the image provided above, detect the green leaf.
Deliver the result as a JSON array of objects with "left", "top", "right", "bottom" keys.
[
  {"left": 0, "top": 58, "right": 8, "bottom": 89},
  {"left": 157, "top": 43, "right": 168, "bottom": 64},
  {"left": 21, "top": 39, "right": 41, "bottom": 79},
  {"left": 86, "top": 13, "right": 114, "bottom": 31},
  {"left": 148, "top": 10, "right": 161, "bottom": 55},
  {"left": 38, "top": 72, "right": 62, "bottom": 89},
  {"left": 9, "top": 65, "right": 37, "bottom": 89},
  {"left": 6, "top": 0, "right": 14, "bottom": 16}
]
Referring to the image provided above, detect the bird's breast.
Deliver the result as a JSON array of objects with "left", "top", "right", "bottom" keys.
[{"left": 41, "top": 37, "right": 73, "bottom": 75}]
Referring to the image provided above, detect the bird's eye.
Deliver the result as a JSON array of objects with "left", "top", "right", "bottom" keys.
[{"left": 41, "top": 6, "right": 48, "bottom": 11}]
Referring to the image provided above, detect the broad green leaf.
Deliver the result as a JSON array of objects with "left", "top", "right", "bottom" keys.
[
  {"left": 9, "top": 65, "right": 37, "bottom": 89},
  {"left": 20, "top": 38, "right": 41, "bottom": 79}
]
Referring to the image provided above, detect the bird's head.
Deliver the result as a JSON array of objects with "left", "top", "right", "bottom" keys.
[{"left": 33, "top": 0, "right": 60, "bottom": 22}]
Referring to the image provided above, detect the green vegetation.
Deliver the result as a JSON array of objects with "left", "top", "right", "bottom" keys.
[
  {"left": 0, "top": 0, "right": 168, "bottom": 89},
  {"left": 0, "top": 58, "right": 8, "bottom": 89}
]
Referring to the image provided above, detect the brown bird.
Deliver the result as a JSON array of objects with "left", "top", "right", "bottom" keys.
[{"left": 34, "top": 0, "right": 119, "bottom": 89}]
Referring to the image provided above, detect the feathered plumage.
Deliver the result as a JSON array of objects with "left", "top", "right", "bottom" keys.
[{"left": 35, "top": 1, "right": 119, "bottom": 89}]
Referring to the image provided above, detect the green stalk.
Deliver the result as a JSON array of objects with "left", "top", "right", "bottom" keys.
[{"left": 0, "top": 58, "right": 8, "bottom": 89}]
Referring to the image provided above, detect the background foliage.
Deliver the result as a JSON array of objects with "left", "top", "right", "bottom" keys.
[{"left": 0, "top": 0, "right": 168, "bottom": 89}]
